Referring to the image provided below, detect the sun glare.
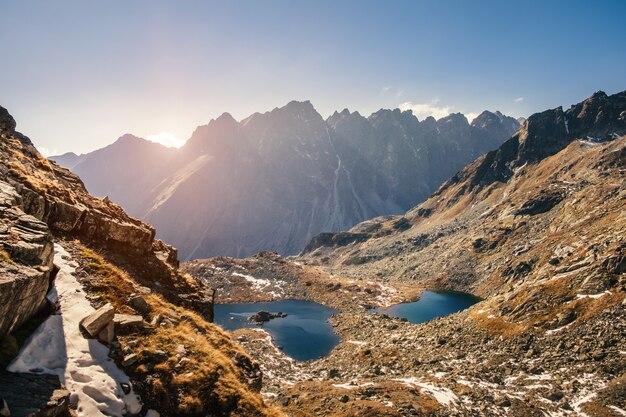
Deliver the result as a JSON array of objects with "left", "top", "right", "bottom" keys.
[{"left": 146, "top": 132, "right": 185, "bottom": 148}]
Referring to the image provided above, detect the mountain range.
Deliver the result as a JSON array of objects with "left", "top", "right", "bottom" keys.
[
  {"left": 185, "top": 89, "right": 626, "bottom": 416},
  {"left": 52, "top": 103, "right": 519, "bottom": 259}
]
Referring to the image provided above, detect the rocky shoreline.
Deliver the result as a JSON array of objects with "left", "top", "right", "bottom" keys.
[{"left": 224, "top": 290, "right": 625, "bottom": 416}]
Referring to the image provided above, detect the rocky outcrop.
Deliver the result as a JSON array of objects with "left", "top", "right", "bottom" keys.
[
  {"left": 0, "top": 108, "right": 192, "bottom": 302},
  {"left": 444, "top": 90, "right": 626, "bottom": 192},
  {"left": 0, "top": 180, "right": 53, "bottom": 340},
  {"left": 249, "top": 311, "right": 287, "bottom": 323},
  {"left": 0, "top": 104, "right": 216, "bottom": 341}
]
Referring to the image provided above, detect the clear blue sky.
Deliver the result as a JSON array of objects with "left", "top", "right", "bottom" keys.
[{"left": 1, "top": 0, "right": 625, "bottom": 154}]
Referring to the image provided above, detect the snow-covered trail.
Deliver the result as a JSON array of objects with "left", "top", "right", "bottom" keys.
[{"left": 8, "top": 243, "right": 142, "bottom": 416}]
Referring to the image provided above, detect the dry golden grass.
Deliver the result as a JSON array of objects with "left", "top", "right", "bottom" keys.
[
  {"left": 78, "top": 244, "right": 283, "bottom": 416},
  {"left": 0, "top": 248, "right": 12, "bottom": 264}
]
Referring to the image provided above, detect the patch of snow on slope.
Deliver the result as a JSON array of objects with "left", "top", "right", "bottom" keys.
[
  {"left": 231, "top": 272, "right": 285, "bottom": 297},
  {"left": 576, "top": 291, "right": 611, "bottom": 300},
  {"left": 394, "top": 377, "right": 459, "bottom": 406},
  {"left": 376, "top": 283, "right": 399, "bottom": 306},
  {"left": 8, "top": 244, "right": 142, "bottom": 416},
  {"left": 332, "top": 382, "right": 375, "bottom": 390},
  {"left": 608, "top": 406, "right": 626, "bottom": 416},
  {"left": 232, "top": 272, "right": 272, "bottom": 289}
]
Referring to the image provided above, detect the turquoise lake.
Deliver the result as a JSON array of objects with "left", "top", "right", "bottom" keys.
[
  {"left": 215, "top": 291, "right": 480, "bottom": 361},
  {"left": 214, "top": 300, "right": 340, "bottom": 361},
  {"left": 372, "top": 290, "right": 481, "bottom": 323}
]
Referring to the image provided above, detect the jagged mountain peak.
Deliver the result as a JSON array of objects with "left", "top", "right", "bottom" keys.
[
  {"left": 214, "top": 111, "right": 237, "bottom": 124},
  {"left": 113, "top": 133, "right": 148, "bottom": 145},
  {"left": 471, "top": 110, "right": 520, "bottom": 132},
  {"left": 281, "top": 99, "right": 318, "bottom": 115},
  {"left": 326, "top": 108, "right": 368, "bottom": 128},
  {"left": 472, "top": 110, "right": 501, "bottom": 125},
  {"left": 438, "top": 112, "right": 469, "bottom": 125},
  {"left": 368, "top": 108, "right": 420, "bottom": 128},
  {"left": 0, "top": 105, "right": 17, "bottom": 133},
  {"left": 441, "top": 89, "right": 626, "bottom": 192}
]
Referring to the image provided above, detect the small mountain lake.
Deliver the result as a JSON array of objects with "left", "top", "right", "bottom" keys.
[
  {"left": 372, "top": 290, "right": 482, "bottom": 323},
  {"left": 214, "top": 300, "right": 340, "bottom": 361}
]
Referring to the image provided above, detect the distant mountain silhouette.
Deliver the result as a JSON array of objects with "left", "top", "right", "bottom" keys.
[{"left": 51, "top": 101, "right": 519, "bottom": 259}]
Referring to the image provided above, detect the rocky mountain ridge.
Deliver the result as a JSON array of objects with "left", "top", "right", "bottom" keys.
[
  {"left": 52, "top": 102, "right": 519, "bottom": 259},
  {"left": 0, "top": 105, "right": 280, "bottom": 416}
]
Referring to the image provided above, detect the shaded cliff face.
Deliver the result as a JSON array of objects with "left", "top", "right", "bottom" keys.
[
  {"left": 52, "top": 102, "right": 519, "bottom": 259},
  {"left": 0, "top": 106, "right": 280, "bottom": 416}
]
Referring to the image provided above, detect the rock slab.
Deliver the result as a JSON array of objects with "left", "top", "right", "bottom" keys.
[{"left": 80, "top": 303, "right": 114, "bottom": 337}]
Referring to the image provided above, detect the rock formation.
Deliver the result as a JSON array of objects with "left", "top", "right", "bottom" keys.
[{"left": 0, "top": 105, "right": 277, "bottom": 416}]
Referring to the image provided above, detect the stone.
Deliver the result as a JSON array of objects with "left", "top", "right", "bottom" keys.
[
  {"left": 97, "top": 320, "right": 115, "bottom": 345},
  {"left": 150, "top": 314, "right": 162, "bottom": 326},
  {"left": 120, "top": 383, "right": 131, "bottom": 395},
  {"left": 113, "top": 314, "right": 144, "bottom": 334},
  {"left": 80, "top": 303, "right": 115, "bottom": 338},
  {"left": 249, "top": 311, "right": 287, "bottom": 323},
  {"left": 122, "top": 353, "right": 138, "bottom": 367},
  {"left": 129, "top": 295, "right": 151, "bottom": 314},
  {"left": 141, "top": 349, "right": 168, "bottom": 363}
]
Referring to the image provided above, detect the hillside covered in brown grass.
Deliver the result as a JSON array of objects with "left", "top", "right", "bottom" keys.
[{"left": 0, "top": 105, "right": 281, "bottom": 416}]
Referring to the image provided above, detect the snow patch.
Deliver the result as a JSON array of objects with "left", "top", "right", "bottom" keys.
[
  {"left": 332, "top": 382, "right": 375, "bottom": 390},
  {"left": 8, "top": 244, "right": 142, "bottom": 416},
  {"left": 345, "top": 340, "right": 367, "bottom": 346},
  {"left": 394, "top": 377, "right": 458, "bottom": 406},
  {"left": 376, "top": 284, "right": 399, "bottom": 306},
  {"left": 608, "top": 406, "right": 626, "bottom": 416},
  {"left": 576, "top": 291, "right": 611, "bottom": 300},
  {"left": 231, "top": 272, "right": 285, "bottom": 297},
  {"left": 546, "top": 322, "right": 574, "bottom": 335}
]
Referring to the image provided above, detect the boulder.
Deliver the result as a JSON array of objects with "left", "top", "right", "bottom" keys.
[
  {"left": 248, "top": 311, "right": 287, "bottom": 323},
  {"left": 113, "top": 314, "right": 144, "bottom": 334},
  {"left": 122, "top": 353, "right": 138, "bottom": 367},
  {"left": 80, "top": 303, "right": 115, "bottom": 337},
  {"left": 47, "top": 198, "right": 86, "bottom": 233},
  {"left": 0, "top": 181, "right": 54, "bottom": 340},
  {"left": 140, "top": 349, "right": 168, "bottom": 363},
  {"left": 97, "top": 320, "right": 115, "bottom": 345},
  {"left": 129, "top": 295, "right": 151, "bottom": 314}
]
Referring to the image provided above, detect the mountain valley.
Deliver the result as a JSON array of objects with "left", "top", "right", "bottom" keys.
[
  {"left": 0, "top": 90, "right": 624, "bottom": 417},
  {"left": 184, "top": 91, "right": 626, "bottom": 416}
]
